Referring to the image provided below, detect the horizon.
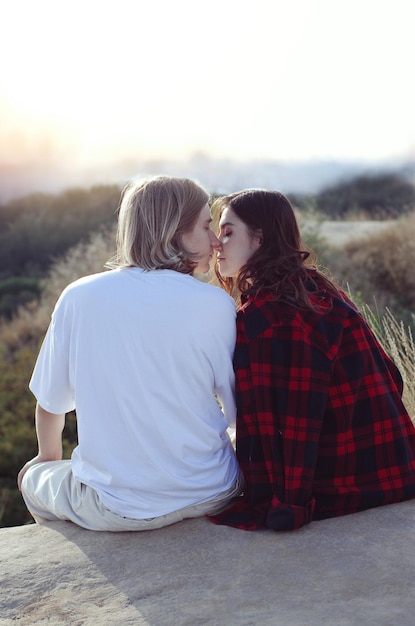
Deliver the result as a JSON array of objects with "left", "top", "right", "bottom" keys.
[{"left": 2, "top": 152, "right": 415, "bottom": 203}]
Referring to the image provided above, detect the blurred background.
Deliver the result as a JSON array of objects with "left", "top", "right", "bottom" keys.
[{"left": 1, "top": 0, "right": 415, "bottom": 528}]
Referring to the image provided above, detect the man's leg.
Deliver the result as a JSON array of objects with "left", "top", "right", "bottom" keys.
[{"left": 21, "top": 462, "right": 244, "bottom": 531}]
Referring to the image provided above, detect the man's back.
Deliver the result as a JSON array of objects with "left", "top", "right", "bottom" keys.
[{"left": 30, "top": 267, "right": 239, "bottom": 518}]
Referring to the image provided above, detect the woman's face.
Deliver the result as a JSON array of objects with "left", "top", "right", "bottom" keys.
[
  {"left": 217, "top": 207, "right": 261, "bottom": 278},
  {"left": 181, "top": 203, "right": 220, "bottom": 274}
]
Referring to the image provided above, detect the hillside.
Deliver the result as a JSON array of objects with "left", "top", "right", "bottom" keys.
[{"left": 1, "top": 177, "right": 415, "bottom": 529}]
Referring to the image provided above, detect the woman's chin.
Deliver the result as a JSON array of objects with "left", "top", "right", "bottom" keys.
[{"left": 217, "top": 267, "right": 232, "bottom": 279}]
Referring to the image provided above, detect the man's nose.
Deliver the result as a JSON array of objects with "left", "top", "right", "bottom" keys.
[{"left": 210, "top": 233, "right": 221, "bottom": 248}]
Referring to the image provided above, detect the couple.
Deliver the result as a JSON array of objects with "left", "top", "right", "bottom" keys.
[{"left": 18, "top": 175, "right": 415, "bottom": 532}]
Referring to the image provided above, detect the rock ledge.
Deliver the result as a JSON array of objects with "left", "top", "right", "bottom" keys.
[{"left": 1, "top": 501, "right": 415, "bottom": 625}]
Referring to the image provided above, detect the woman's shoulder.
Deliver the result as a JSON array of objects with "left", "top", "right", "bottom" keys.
[{"left": 238, "top": 290, "right": 356, "bottom": 348}]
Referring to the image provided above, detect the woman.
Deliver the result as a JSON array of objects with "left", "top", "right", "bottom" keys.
[
  {"left": 208, "top": 188, "right": 415, "bottom": 531},
  {"left": 18, "top": 175, "right": 241, "bottom": 531}
]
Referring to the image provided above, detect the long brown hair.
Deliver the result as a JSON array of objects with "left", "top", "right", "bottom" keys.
[{"left": 213, "top": 189, "right": 343, "bottom": 311}]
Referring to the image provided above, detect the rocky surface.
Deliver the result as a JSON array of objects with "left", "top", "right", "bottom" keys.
[{"left": 1, "top": 500, "right": 415, "bottom": 625}]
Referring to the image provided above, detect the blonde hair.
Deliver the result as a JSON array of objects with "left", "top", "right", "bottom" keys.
[{"left": 107, "top": 175, "right": 209, "bottom": 274}]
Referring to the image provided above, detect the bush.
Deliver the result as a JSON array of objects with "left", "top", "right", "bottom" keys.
[
  {"left": 0, "top": 277, "right": 41, "bottom": 319},
  {"left": 313, "top": 173, "right": 415, "bottom": 219},
  {"left": 323, "top": 212, "right": 415, "bottom": 325},
  {"left": 0, "top": 184, "right": 120, "bottom": 281}
]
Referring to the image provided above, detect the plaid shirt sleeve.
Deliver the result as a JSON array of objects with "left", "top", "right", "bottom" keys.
[{"left": 209, "top": 292, "right": 415, "bottom": 532}]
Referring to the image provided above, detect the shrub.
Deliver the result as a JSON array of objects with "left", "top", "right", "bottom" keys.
[
  {"left": 0, "top": 184, "right": 120, "bottom": 281},
  {"left": 0, "top": 277, "right": 41, "bottom": 319},
  {"left": 314, "top": 173, "right": 415, "bottom": 219},
  {"left": 327, "top": 212, "right": 415, "bottom": 325}
]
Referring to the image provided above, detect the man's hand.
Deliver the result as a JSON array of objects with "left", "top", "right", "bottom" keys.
[{"left": 18, "top": 454, "right": 51, "bottom": 491}]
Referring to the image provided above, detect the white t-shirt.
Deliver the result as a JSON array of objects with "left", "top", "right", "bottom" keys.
[{"left": 29, "top": 268, "right": 239, "bottom": 518}]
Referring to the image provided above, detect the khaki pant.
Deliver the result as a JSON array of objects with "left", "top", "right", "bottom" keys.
[{"left": 21, "top": 460, "right": 243, "bottom": 532}]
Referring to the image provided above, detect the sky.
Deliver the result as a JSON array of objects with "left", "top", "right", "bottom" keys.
[{"left": 1, "top": 0, "right": 415, "bottom": 184}]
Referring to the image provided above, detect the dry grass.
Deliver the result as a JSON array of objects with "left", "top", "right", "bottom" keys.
[
  {"left": 362, "top": 305, "right": 415, "bottom": 420},
  {"left": 321, "top": 212, "right": 415, "bottom": 321}
]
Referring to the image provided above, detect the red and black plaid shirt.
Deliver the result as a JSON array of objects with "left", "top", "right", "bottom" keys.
[{"left": 210, "top": 279, "right": 415, "bottom": 531}]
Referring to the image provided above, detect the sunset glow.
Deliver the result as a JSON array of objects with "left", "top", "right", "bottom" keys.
[{"left": 1, "top": 0, "right": 415, "bottom": 188}]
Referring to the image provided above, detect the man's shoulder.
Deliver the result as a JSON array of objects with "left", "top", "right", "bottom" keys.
[
  {"left": 65, "top": 269, "right": 116, "bottom": 290},
  {"left": 56, "top": 270, "right": 118, "bottom": 307}
]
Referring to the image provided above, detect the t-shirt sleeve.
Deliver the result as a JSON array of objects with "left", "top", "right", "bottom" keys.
[{"left": 29, "top": 300, "right": 75, "bottom": 414}]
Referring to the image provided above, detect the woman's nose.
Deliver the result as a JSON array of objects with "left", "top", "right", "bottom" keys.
[{"left": 210, "top": 232, "right": 221, "bottom": 248}]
